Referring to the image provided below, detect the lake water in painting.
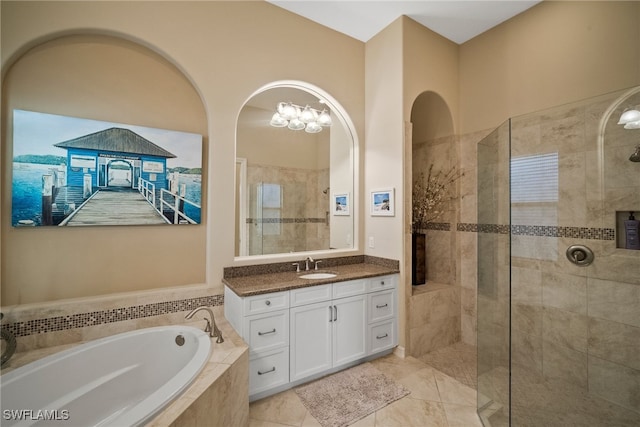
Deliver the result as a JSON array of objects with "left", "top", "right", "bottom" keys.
[{"left": 12, "top": 162, "right": 202, "bottom": 226}]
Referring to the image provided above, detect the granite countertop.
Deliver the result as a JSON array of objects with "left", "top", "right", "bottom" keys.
[{"left": 223, "top": 261, "right": 399, "bottom": 297}]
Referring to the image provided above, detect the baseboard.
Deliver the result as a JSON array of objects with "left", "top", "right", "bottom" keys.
[{"left": 393, "top": 345, "right": 405, "bottom": 358}]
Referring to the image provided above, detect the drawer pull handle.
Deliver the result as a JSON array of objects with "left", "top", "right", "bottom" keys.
[
  {"left": 258, "top": 367, "right": 276, "bottom": 375},
  {"left": 265, "top": 300, "right": 271, "bottom": 306},
  {"left": 258, "top": 329, "right": 276, "bottom": 336},
  {"left": 376, "top": 333, "right": 389, "bottom": 340},
  {"left": 376, "top": 303, "right": 388, "bottom": 309}
]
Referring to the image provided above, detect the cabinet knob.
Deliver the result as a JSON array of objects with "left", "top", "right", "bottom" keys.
[
  {"left": 265, "top": 300, "right": 271, "bottom": 306},
  {"left": 380, "top": 280, "right": 385, "bottom": 285}
]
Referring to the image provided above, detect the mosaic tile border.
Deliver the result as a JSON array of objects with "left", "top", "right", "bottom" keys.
[
  {"left": 457, "top": 222, "right": 615, "bottom": 240},
  {"left": 417, "top": 222, "right": 451, "bottom": 231},
  {"left": 247, "top": 217, "right": 326, "bottom": 224},
  {"left": 2, "top": 294, "right": 224, "bottom": 338}
]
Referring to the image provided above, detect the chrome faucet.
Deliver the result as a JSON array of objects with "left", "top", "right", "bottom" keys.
[
  {"left": 185, "top": 306, "right": 224, "bottom": 343},
  {"left": 305, "top": 256, "right": 315, "bottom": 271}
]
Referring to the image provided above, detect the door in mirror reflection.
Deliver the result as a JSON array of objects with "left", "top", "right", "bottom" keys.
[{"left": 235, "top": 84, "right": 354, "bottom": 257}]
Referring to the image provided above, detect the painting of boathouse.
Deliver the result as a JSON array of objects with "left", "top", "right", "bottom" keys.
[{"left": 11, "top": 110, "right": 203, "bottom": 227}]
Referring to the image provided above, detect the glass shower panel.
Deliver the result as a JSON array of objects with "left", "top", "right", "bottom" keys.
[
  {"left": 478, "top": 87, "right": 640, "bottom": 426},
  {"left": 508, "top": 88, "right": 640, "bottom": 427},
  {"left": 477, "top": 120, "right": 511, "bottom": 427}
]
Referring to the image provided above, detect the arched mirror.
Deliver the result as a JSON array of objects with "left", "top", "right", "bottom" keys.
[{"left": 235, "top": 82, "right": 355, "bottom": 257}]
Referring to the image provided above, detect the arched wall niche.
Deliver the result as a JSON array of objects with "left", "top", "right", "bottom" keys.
[
  {"left": 409, "top": 90, "right": 457, "bottom": 286},
  {"left": 405, "top": 90, "right": 460, "bottom": 358},
  {"left": 1, "top": 32, "right": 209, "bottom": 305}
]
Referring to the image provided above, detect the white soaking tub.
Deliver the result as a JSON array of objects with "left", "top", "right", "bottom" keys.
[{"left": 0, "top": 325, "right": 211, "bottom": 427}]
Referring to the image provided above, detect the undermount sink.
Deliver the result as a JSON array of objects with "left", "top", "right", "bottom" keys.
[{"left": 299, "top": 272, "right": 337, "bottom": 280}]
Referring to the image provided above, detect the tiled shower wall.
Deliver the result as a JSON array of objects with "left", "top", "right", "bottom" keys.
[
  {"left": 246, "top": 164, "right": 329, "bottom": 255},
  {"left": 508, "top": 92, "right": 640, "bottom": 415},
  {"left": 474, "top": 89, "right": 640, "bottom": 425}
]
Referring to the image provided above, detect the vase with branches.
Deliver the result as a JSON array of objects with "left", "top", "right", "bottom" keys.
[
  {"left": 411, "top": 163, "right": 462, "bottom": 285},
  {"left": 412, "top": 164, "right": 462, "bottom": 233}
]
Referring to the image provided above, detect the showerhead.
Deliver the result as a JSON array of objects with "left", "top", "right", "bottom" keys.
[{"left": 630, "top": 145, "right": 640, "bottom": 162}]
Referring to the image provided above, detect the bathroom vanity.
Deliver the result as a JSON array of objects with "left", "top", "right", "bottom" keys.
[{"left": 223, "top": 262, "right": 398, "bottom": 401}]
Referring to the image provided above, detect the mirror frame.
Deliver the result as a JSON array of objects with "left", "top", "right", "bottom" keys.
[{"left": 233, "top": 80, "right": 360, "bottom": 264}]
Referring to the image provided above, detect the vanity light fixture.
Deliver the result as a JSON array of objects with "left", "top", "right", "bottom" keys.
[
  {"left": 618, "top": 107, "right": 640, "bottom": 129},
  {"left": 269, "top": 102, "right": 332, "bottom": 133}
]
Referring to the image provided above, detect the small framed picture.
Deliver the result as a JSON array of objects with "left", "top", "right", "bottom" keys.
[
  {"left": 333, "top": 193, "right": 350, "bottom": 215},
  {"left": 371, "top": 188, "right": 394, "bottom": 216}
]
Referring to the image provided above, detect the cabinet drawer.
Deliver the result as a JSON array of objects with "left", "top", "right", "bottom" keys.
[
  {"left": 369, "top": 319, "right": 396, "bottom": 354},
  {"left": 368, "top": 290, "right": 395, "bottom": 323},
  {"left": 290, "top": 284, "right": 331, "bottom": 307},
  {"left": 249, "top": 347, "right": 289, "bottom": 396},
  {"left": 243, "top": 291, "right": 289, "bottom": 315},
  {"left": 244, "top": 310, "right": 289, "bottom": 354},
  {"left": 367, "top": 275, "right": 396, "bottom": 293},
  {"left": 332, "top": 279, "right": 367, "bottom": 299}
]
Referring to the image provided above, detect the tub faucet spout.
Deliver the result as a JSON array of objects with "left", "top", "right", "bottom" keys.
[{"left": 185, "top": 306, "right": 224, "bottom": 343}]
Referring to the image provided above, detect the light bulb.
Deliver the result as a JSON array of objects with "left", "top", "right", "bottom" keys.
[
  {"left": 281, "top": 103, "right": 298, "bottom": 121},
  {"left": 624, "top": 120, "right": 640, "bottom": 130},
  {"left": 305, "top": 122, "right": 322, "bottom": 134},
  {"left": 300, "top": 106, "right": 318, "bottom": 124},
  {"left": 317, "top": 110, "right": 332, "bottom": 127},
  {"left": 288, "top": 118, "right": 305, "bottom": 131},
  {"left": 618, "top": 109, "right": 640, "bottom": 125},
  {"left": 270, "top": 113, "right": 288, "bottom": 127}
]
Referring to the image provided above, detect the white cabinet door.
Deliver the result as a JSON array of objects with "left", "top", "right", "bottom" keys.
[
  {"left": 332, "top": 294, "right": 367, "bottom": 367},
  {"left": 290, "top": 301, "right": 332, "bottom": 382}
]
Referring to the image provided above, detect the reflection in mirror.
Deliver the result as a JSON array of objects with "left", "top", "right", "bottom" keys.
[{"left": 235, "top": 85, "right": 354, "bottom": 257}]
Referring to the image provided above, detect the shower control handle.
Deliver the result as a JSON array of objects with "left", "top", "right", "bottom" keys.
[{"left": 566, "top": 245, "right": 594, "bottom": 266}]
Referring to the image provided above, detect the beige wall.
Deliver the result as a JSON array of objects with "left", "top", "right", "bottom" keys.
[
  {"left": 459, "top": 0, "right": 640, "bottom": 134},
  {"left": 364, "top": 17, "right": 405, "bottom": 347},
  {"left": 1, "top": 1, "right": 365, "bottom": 305}
]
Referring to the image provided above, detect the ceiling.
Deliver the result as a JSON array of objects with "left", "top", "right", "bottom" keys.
[{"left": 266, "top": 0, "right": 541, "bottom": 44}]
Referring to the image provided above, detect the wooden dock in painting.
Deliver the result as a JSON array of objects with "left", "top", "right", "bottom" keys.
[{"left": 61, "top": 189, "right": 169, "bottom": 226}]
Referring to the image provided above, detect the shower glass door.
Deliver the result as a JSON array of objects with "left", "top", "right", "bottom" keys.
[{"left": 478, "top": 86, "right": 640, "bottom": 426}]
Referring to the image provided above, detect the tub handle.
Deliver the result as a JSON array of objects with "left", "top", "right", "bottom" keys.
[
  {"left": 258, "top": 329, "right": 276, "bottom": 336},
  {"left": 258, "top": 367, "right": 276, "bottom": 375}
]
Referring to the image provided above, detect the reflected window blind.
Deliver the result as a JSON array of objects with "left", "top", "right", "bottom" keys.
[{"left": 511, "top": 153, "right": 558, "bottom": 203}]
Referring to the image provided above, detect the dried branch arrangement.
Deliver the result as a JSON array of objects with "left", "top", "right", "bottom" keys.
[{"left": 412, "top": 164, "right": 462, "bottom": 233}]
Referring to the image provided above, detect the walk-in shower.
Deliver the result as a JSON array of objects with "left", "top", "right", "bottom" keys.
[{"left": 477, "top": 86, "right": 640, "bottom": 426}]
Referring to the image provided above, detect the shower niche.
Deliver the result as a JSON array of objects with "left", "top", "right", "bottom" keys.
[{"left": 616, "top": 211, "right": 640, "bottom": 250}]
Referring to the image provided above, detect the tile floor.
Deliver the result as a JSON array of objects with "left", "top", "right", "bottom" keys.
[
  {"left": 249, "top": 348, "right": 482, "bottom": 427},
  {"left": 418, "top": 342, "right": 477, "bottom": 390}
]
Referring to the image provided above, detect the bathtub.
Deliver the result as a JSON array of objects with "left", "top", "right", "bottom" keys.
[{"left": 0, "top": 325, "right": 211, "bottom": 426}]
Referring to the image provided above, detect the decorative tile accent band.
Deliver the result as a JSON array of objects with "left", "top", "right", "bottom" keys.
[
  {"left": 424, "top": 222, "right": 451, "bottom": 231},
  {"left": 2, "top": 294, "right": 224, "bottom": 338},
  {"left": 457, "top": 223, "right": 615, "bottom": 240},
  {"left": 247, "top": 217, "right": 326, "bottom": 224}
]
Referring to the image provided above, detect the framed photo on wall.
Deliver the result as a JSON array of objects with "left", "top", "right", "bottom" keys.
[
  {"left": 371, "top": 188, "right": 394, "bottom": 216},
  {"left": 333, "top": 193, "right": 350, "bottom": 215}
]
